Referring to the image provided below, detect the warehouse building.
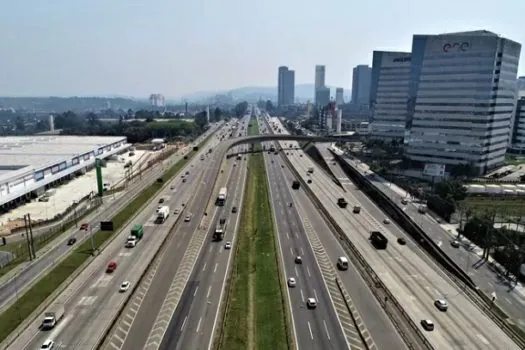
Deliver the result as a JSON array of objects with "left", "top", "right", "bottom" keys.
[{"left": 0, "top": 136, "right": 129, "bottom": 211}]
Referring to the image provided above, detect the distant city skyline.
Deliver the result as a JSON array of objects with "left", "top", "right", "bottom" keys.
[{"left": 1, "top": 0, "right": 524, "bottom": 97}]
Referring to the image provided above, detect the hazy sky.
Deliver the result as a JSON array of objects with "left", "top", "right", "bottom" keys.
[{"left": 2, "top": 0, "right": 525, "bottom": 98}]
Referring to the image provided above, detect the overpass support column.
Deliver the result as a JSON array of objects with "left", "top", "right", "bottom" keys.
[{"left": 301, "top": 141, "right": 312, "bottom": 149}]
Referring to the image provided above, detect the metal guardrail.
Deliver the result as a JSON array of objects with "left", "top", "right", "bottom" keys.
[
  {"left": 281, "top": 152, "right": 434, "bottom": 350},
  {"left": 331, "top": 151, "right": 525, "bottom": 349}
]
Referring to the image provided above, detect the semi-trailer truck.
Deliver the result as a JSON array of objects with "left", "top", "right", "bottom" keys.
[
  {"left": 156, "top": 206, "right": 170, "bottom": 223},
  {"left": 214, "top": 218, "right": 226, "bottom": 241},
  {"left": 217, "top": 187, "right": 227, "bottom": 206},
  {"left": 126, "top": 224, "right": 144, "bottom": 247},
  {"left": 41, "top": 305, "right": 65, "bottom": 329},
  {"left": 370, "top": 231, "right": 388, "bottom": 249},
  {"left": 292, "top": 181, "right": 300, "bottom": 189}
]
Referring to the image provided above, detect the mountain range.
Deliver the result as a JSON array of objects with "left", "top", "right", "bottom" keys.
[{"left": 178, "top": 84, "right": 351, "bottom": 103}]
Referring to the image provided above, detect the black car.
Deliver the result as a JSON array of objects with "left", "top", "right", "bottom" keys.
[
  {"left": 232, "top": 206, "right": 238, "bottom": 213},
  {"left": 158, "top": 198, "right": 165, "bottom": 204},
  {"left": 397, "top": 237, "right": 406, "bottom": 245},
  {"left": 307, "top": 179, "right": 312, "bottom": 184},
  {"left": 67, "top": 237, "right": 77, "bottom": 245}
]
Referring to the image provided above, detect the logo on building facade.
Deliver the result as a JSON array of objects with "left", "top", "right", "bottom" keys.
[
  {"left": 393, "top": 57, "right": 411, "bottom": 63},
  {"left": 443, "top": 42, "right": 470, "bottom": 53}
]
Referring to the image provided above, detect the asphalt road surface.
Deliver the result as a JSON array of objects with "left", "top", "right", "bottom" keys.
[{"left": 13, "top": 134, "right": 223, "bottom": 350}]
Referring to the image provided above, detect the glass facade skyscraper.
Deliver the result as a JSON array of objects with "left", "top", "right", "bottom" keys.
[
  {"left": 278, "top": 66, "right": 295, "bottom": 107},
  {"left": 404, "top": 30, "right": 521, "bottom": 174}
]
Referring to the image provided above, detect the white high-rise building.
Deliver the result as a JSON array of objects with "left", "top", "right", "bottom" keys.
[
  {"left": 405, "top": 30, "right": 521, "bottom": 175},
  {"left": 335, "top": 88, "right": 344, "bottom": 106},
  {"left": 369, "top": 51, "right": 412, "bottom": 139},
  {"left": 335, "top": 109, "right": 342, "bottom": 133}
]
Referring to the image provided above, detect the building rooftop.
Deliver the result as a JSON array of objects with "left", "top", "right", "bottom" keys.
[{"left": 0, "top": 136, "right": 126, "bottom": 174}]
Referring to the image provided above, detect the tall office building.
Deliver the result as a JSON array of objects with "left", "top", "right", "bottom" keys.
[
  {"left": 315, "top": 87, "right": 331, "bottom": 107},
  {"left": 518, "top": 76, "right": 525, "bottom": 97},
  {"left": 510, "top": 97, "right": 525, "bottom": 153},
  {"left": 315, "top": 65, "right": 326, "bottom": 104},
  {"left": 405, "top": 30, "right": 521, "bottom": 175},
  {"left": 278, "top": 66, "right": 295, "bottom": 107},
  {"left": 369, "top": 51, "right": 412, "bottom": 139},
  {"left": 335, "top": 88, "right": 344, "bottom": 105},
  {"left": 351, "top": 65, "right": 372, "bottom": 106}
]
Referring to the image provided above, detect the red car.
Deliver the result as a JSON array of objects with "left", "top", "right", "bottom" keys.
[
  {"left": 106, "top": 261, "right": 117, "bottom": 273},
  {"left": 80, "top": 223, "right": 89, "bottom": 231}
]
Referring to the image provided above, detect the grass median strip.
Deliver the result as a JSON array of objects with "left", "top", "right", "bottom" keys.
[
  {"left": 0, "top": 133, "right": 214, "bottom": 344},
  {"left": 220, "top": 117, "right": 288, "bottom": 350}
]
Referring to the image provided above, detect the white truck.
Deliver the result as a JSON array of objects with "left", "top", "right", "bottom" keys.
[
  {"left": 217, "top": 187, "right": 227, "bottom": 206},
  {"left": 156, "top": 206, "right": 170, "bottom": 223},
  {"left": 41, "top": 304, "right": 65, "bottom": 329}
]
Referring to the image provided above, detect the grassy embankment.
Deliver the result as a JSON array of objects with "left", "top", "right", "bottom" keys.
[
  {"left": 219, "top": 117, "right": 289, "bottom": 349},
  {"left": 0, "top": 133, "right": 213, "bottom": 343}
]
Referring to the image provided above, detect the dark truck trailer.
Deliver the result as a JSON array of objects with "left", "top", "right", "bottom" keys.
[
  {"left": 337, "top": 198, "right": 348, "bottom": 208},
  {"left": 370, "top": 231, "right": 388, "bottom": 249}
]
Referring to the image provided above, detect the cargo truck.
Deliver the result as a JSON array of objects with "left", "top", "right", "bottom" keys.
[
  {"left": 126, "top": 224, "right": 144, "bottom": 247},
  {"left": 156, "top": 206, "right": 170, "bottom": 223},
  {"left": 370, "top": 231, "right": 388, "bottom": 249},
  {"left": 337, "top": 198, "right": 348, "bottom": 208},
  {"left": 217, "top": 187, "right": 227, "bottom": 206},
  {"left": 292, "top": 181, "right": 300, "bottom": 190},
  {"left": 41, "top": 305, "right": 65, "bottom": 329},
  {"left": 214, "top": 218, "right": 226, "bottom": 241}
]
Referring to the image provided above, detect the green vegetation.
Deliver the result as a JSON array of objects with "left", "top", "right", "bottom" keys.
[
  {"left": 219, "top": 117, "right": 289, "bottom": 350},
  {"left": 0, "top": 133, "right": 213, "bottom": 344},
  {"left": 505, "top": 155, "right": 525, "bottom": 166},
  {"left": 0, "top": 203, "right": 101, "bottom": 279}
]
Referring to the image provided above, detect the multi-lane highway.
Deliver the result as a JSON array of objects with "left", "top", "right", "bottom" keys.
[
  {"left": 0, "top": 125, "right": 221, "bottom": 315},
  {"left": 324, "top": 145, "right": 525, "bottom": 328},
  {"left": 100, "top": 115, "right": 251, "bottom": 350},
  {"left": 6, "top": 127, "right": 225, "bottom": 350},
  {"left": 268, "top": 115, "right": 520, "bottom": 349},
  {"left": 263, "top": 139, "right": 348, "bottom": 350}
]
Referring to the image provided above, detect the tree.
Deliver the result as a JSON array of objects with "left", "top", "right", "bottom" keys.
[
  {"left": 234, "top": 101, "right": 249, "bottom": 117},
  {"left": 194, "top": 111, "right": 208, "bottom": 130},
  {"left": 434, "top": 180, "right": 467, "bottom": 202},
  {"left": 213, "top": 107, "right": 222, "bottom": 122},
  {"left": 15, "top": 116, "right": 25, "bottom": 131}
]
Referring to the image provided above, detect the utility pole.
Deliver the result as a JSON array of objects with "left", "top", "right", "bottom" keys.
[
  {"left": 23, "top": 215, "right": 33, "bottom": 261},
  {"left": 28, "top": 214, "right": 36, "bottom": 260},
  {"left": 90, "top": 224, "right": 96, "bottom": 256}
]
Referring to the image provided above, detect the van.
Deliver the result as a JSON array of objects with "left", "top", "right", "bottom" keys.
[{"left": 337, "top": 257, "right": 349, "bottom": 271}]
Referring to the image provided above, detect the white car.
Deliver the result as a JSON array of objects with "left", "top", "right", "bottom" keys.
[
  {"left": 224, "top": 241, "right": 232, "bottom": 249},
  {"left": 119, "top": 281, "right": 131, "bottom": 292},
  {"left": 184, "top": 214, "right": 192, "bottom": 222},
  {"left": 434, "top": 299, "right": 448, "bottom": 311},
  {"left": 40, "top": 339, "right": 55, "bottom": 349},
  {"left": 306, "top": 298, "right": 317, "bottom": 309},
  {"left": 383, "top": 218, "right": 391, "bottom": 224},
  {"left": 451, "top": 240, "right": 460, "bottom": 248},
  {"left": 421, "top": 319, "right": 435, "bottom": 331},
  {"left": 287, "top": 277, "right": 296, "bottom": 287}
]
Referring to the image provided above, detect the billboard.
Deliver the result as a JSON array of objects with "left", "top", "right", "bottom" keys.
[{"left": 423, "top": 163, "right": 445, "bottom": 177}]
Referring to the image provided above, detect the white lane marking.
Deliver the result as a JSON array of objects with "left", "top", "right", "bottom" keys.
[
  {"left": 193, "top": 286, "right": 199, "bottom": 297},
  {"left": 300, "top": 248, "right": 304, "bottom": 256},
  {"left": 307, "top": 266, "right": 311, "bottom": 277},
  {"left": 308, "top": 321, "right": 314, "bottom": 340},
  {"left": 290, "top": 247, "right": 294, "bottom": 256},
  {"left": 214, "top": 263, "right": 218, "bottom": 273},
  {"left": 202, "top": 263, "right": 207, "bottom": 272},
  {"left": 476, "top": 333, "right": 490, "bottom": 345},
  {"left": 207, "top": 286, "right": 212, "bottom": 298},
  {"left": 300, "top": 289, "right": 305, "bottom": 302},
  {"left": 181, "top": 316, "right": 188, "bottom": 331},
  {"left": 209, "top": 246, "right": 213, "bottom": 253},
  {"left": 324, "top": 320, "right": 331, "bottom": 340},
  {"left": 294, "top": 266, "right": 298, "bottom": 277},
  {"left": 196, "top": 317, "right": 203, "bottom": 333},
  {"left": 314, "top": 289, "right": 318, "bottom": 300},
  {"left": 287, "top": 232, "right": 290, "bottom": 240}
]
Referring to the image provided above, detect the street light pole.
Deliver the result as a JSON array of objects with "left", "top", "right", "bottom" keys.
[{"left": 90, "top": 224, "right": 95, "bottom": 256}]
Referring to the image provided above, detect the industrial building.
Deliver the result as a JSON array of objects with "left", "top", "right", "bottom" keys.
[{"left": 0, "top": 136, "right": 129, "bottom": 211}]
